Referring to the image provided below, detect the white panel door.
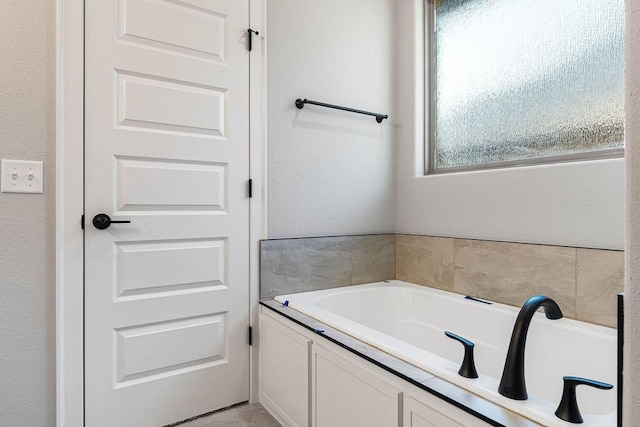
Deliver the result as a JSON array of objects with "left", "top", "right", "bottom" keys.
[{"left": 84, "top": 1, "right": 250, "bottom": 425}]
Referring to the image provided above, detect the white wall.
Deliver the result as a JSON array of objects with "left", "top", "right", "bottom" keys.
[
  {"left": 0, "top": 0, "right": 56, "bottom": 425},
  {"left": 395, "top": 0, "right": 625, "bottom": 250},
  {"left": 266, "top": 0, "right": 396, "bottom": 238},
  {"left": 624, "top": 1, "right": 640, "bottom": 423}
]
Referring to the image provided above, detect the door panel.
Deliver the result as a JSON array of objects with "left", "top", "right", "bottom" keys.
[
  {"left": 84, "top": 0, "right": 250, "bottom": 425},
  {"left": 115, "top": 157, "right": 228, "bottom": 212},
  {"left": 114, "top": 239, "right": 227, "bottom": 298},
  {"left": 114, "top": 313, "right": 227, "bottom": 384},
  {"left": 118, "top": 0, "right": 227, "bottom": 62},
  {"left": 116, "top": 71, "right": 228, "bottom": 136}
]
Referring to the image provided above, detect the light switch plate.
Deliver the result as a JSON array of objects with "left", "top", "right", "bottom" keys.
[{"left": 1, "top": 159, "right": 44, "bottom": 194}]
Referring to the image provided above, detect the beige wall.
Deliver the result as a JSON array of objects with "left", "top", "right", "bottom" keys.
[
  {"left": 624, "top": 1, "right": 640, "bottom": 424},
  {"left": 0, "top": 0, "right": 56, "bottom": 425}
]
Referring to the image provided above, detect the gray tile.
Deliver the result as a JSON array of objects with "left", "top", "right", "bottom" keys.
[
  {"left": 396, "top": 235, "right": 455, "bottom": 291},
  {"left": 260, "top": 235, "right": 396, "bottom": 299},
  {"left": 453, "top": 239, "right": 577, "bottom": 317},
  {"left": 351, "top": 234, "right": 396, "bottom": 284},
  {"left": 260, "top": 237, "right": 352, "bottom": 299},
  {"left": 576, "top": 248, "right": 624, "bottom": 327},
  {"left": 178, "top": 403, "right": 280, "bottom": 427}
]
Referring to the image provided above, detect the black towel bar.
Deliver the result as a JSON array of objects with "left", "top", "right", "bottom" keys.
[{"left": 295, "top": 98, "right": 388, "bottom": 123}]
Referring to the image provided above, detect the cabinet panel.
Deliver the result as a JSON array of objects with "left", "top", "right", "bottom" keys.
[
  {"left": 260, "top": 312, "right": 311, "bottom": 427},
  {"left": 312, "top": 344, "right": 401, "bottom": 427},
  {"left": 404, "top": 396, "right": 463, "bottom": 427}
]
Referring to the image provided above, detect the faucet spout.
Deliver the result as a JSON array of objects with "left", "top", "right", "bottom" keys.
[{"left": 498, "top": 295, "right": 563, "bottom": 400}]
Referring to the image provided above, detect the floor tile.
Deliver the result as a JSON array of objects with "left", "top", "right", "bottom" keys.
[{"left": 178, "top": 403, "right": 281, "bottom": 427}]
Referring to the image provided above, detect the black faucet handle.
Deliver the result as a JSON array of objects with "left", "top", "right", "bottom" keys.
[
  {"left": 555, "top": 376, "right": 613, "bottom": 424},
  {"left": 444, "top": 331, "right": 478, "bottom": 379}
]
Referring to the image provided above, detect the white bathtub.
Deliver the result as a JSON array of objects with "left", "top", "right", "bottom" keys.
[{"left": 275, "top": 280, "right": 617, "bottom": 426}]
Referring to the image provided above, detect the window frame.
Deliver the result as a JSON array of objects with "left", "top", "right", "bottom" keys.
[{"left": 423, "top": 0, "right": 625, "bottom": 175}]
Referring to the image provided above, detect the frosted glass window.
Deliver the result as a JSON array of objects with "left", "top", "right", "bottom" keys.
[{"left": 431, "top": 0, "right": 625, "bottom": 172}]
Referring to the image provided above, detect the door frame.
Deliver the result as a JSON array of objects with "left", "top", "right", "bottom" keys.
[{"left": 55, "top": 1, "right": 267, "bottom": 425}]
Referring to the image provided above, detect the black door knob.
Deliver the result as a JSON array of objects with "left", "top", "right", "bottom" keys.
[{"left": 92, "top": 213, "right": 131, "bottom": 230}]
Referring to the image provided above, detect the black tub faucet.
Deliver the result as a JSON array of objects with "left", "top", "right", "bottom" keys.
[{"left": 498, "top": 295, "right": 563, "bottom": 400}]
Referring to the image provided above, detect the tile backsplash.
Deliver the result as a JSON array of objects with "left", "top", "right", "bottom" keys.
[
  {"left": 260, "top": 233, "right": 623, "bottom": 328},
  {"left": 452, "top": 239, "right": 577, "bottom": 318},
  {"left": 397, "top": 234, "right": 624, "bottom": 328},
  {"left": 260, "top": 234, "right": 395, "bottom": 299},
  {"left": 576, "top": 248, "right": 625, "bottom": 327}
]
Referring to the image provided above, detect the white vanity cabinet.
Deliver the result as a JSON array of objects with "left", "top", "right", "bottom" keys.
[{"left": 259, "top": 306, "right": 491, "bottom": 427}]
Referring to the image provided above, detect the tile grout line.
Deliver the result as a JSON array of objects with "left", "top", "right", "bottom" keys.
[
  {"left": 575, "top": 247, "right": 579, "bottom": 320},
  {"left": 394, "top": 234, "right": 398, "bottom": 281}
]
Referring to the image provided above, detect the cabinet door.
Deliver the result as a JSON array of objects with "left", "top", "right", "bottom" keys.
[
  {"left": 260, "top": 311, "right": 311, "bottom": 427},
  {"left": 312, "top": 344, "right": 401, "bottom": 427}
]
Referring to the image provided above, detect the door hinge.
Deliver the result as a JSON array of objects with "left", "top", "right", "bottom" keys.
[
  {"left": 248, "top": 179, "right": 253, "bottom": 198},
  {"left": 248, "top": 326, "right": 253, "bottom": 346},
  {"left": 81, "top": 214, "right": 84, "bottom": 230},
  {"left": 248, "top": 29, "right": 259, "bottom": 51}
]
